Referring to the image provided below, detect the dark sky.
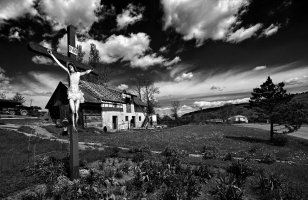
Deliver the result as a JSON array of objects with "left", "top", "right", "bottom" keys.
[{"left": 0, "top": 0, "right": 307, "bottom": 115}]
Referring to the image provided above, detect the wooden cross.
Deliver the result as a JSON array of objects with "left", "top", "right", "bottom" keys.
[{"left": 28, "top": 25, "right": 95, "bottom": 180}]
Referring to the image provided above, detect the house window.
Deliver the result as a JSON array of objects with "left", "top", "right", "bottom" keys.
[
  {"left": 139, "top": 116, "right": 141, "bottom": 121},
  {"left": 125, "top": 116, "right": 128, "bottom": 121},
  {"left": 126, "top": 103, "right": 131, "bottom": 113}
]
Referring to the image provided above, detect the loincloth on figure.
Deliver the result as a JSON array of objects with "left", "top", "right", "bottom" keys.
[{"left": 67, "top": 87, "right": 85, "bottom": 103}]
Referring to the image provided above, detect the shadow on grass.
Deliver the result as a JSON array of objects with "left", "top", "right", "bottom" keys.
[{"left": 225, "top": 135, "right": 270, "bottom": 144}]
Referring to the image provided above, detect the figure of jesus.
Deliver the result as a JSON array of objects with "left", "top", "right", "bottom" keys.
[{"left": 47, "top": 49, "right": 92, "bottom": 130}]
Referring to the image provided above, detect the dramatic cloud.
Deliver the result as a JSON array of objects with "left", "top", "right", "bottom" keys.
[
  {"left": 174, "top": 72, "right": 194, "bottom": 82},
  {"left": 161, "top": 0, "right": 249, "bottom": 45},
  {"left": 164, "top": 56, "right": 181, "bottom": 66},
  {"left": 159, "top": 46, "right": 167, "bottom": 52},
  {"left": 39, "top": 0, "right": 101, "bottom": 30},
  {"left": 32, "top": 56, "right": 55, "bottom": 65},
  {"left": 39, "top": 40, "right": 53, "bottom": 49},
  {"left": 194, "top": 97, "right": 250, "bottom": 108},
  {"left": 156, "top": 104, "right": 195, "bottom": 116},
  {"left": 8, "top": 28, "right": 22, "bottom": 41},
  {"left": 226, "top": 24, "right": 262, "bottom": 43},
  {"left": 0, "top": 67, "right": 13, "bottom": 97},
  {"left": 0, "top": 67, "right": 11, "bottom": 87},
  {"left": 253, "top": 66, "right": 267, "bottom": 71},
  {"left": 178, "top": 104, "right": 195, "bottom": 115},
  {"left": 210, "top": 85, "right": 224, "bottom": 91},
  {"left": 0, "top": 0, "right": 37, "bottom": 23},
  {"left": 284, "top": 76, "right": 308, "bottom": 86},
  {"left": 131, "top": 54, "right": 166, "bottom": 69},
  {"left": 262, "top": 24, "right": 279, "bottom": 37},
  {"left": 12, "top": 71, "right": 65, "bottom": 107},
  {"left": 58, "top": 32, "right": 174, "bottom": 69},
  {"left": 117, "top": 4, "right": 143, "bottom": 29},
  {"left": 117, "top": 84, "right": 129, "bottom": 90},
  {"left": 58, "top": 33, "right": 150, "bottom": 62},
  {"left": 157, "top": 62, "right": 308, "bottom": 99}
]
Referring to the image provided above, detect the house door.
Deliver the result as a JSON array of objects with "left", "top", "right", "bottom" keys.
[
  {"left": 112, "top": 116, "right": 117, "bottom": 129},
  {"left": 131, "top": 116, "right": 136, "bottom": 127}
]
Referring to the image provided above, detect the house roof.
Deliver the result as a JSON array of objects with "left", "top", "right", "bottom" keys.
[
  {"left": 229, "top": 115, "right": 248, "bottom": 118},
  {"left": 46, "top": 81, "right": 146, "bottom": 107},
  {"left": 80, "top": 81, "right": 124, "bottom": 103}
]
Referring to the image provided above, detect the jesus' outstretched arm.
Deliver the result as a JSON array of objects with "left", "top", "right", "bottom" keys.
[
  {"left": 80, "top": 69, "right": 92, "bottom": 76},
  {"left": 47, "top": 49, "right": 69, "bottom": 74}
]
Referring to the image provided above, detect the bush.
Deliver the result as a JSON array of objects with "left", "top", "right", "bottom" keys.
[
  {"left": 272, "top": 134, "right": 289, "bottom": 146},
  {"left": 108, "top": 147, "right": 121, "bottom": 158},
  {"left": 259, "top": 153, "right": 276, "bottom": 164},
  {"left": 226, "top": 160, "right": 254, "bottom": 187},
  {"left": 282, "top": 183, "right": 305, "bottom": 200},
  {"left": 254, "top": 171, "right": 286, "bottom": 200},
  {"left": 211, "top": 174, "right": 244, "bottom": 200},
  {"left": 224, "top": 152, "right": 235, "bottom": 161},
  {"left": 161, "top": 147, "right": 187, "bottom": 167},
  {"left": 26, "top": 156, "right": 68, "bottom": 184},
  {"left": 132, "top": 152, "right": 146, "bottom": 163},
  {"left": 115, "top": 169, "right": 124, "bottom": 179},
  {"left": 202, "top": 145, "right": 218, "bottom": 160},
  {"left": 20, "top": 190, "right": 40, "bottom": 200},
  {"left": 194, "top": 165, "right": 213, "bottom": 182},
  {"left": 248, "top": 145, "right": 260, "bottom": 154}
]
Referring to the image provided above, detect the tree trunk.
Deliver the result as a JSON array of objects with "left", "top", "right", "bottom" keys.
[{"left": 270, "top": 120, "right": 274, "bottom": 141}]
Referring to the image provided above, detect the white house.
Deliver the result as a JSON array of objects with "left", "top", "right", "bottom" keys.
[
  {"left": 46, "top": 80, "right": 156, "bottom": 131},
  {"left": 227, "top": 115, "right": 248, "bottom": 123}
]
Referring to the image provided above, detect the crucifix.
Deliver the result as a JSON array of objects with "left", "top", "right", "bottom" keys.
[{"left": 28, "top": 25, "right": 97, "bottom": 180}]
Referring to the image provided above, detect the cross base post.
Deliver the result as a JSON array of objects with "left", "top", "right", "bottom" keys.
[{"left": 69, "top": 125, "right": 79, "bottom": 179}]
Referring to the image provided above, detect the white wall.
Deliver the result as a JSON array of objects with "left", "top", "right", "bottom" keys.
[{"left": 101, "top": 103, "right": 146, "bottom": 131}]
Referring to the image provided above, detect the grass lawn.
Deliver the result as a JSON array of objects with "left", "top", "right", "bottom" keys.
[
  {"left": 2, "top": 124, "right": 308, "bottom": 198},
  {"left": 0, "top": 118, "right": 47, "bottom": 125},
  {"left": 0, "top": 129, "right": 68, "bottom": 198},
  {"left": 44, "top": 124, "right": 308, "bottom": 163}
]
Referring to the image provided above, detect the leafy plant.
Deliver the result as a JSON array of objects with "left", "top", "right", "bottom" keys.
[
  {"left": 27, "top": 156, "right": 67, "bottom": 184},
  {"left": 161, "top": 146, "right": 187, "bottom": 167},
  {"left": 259, "top": 153, "right": 276, "bottom": 164},
  {"left": 211, "top": 174, "right": 244, "bottom": 200},
  {"left": 202, "top": 145, "right": 218, "bottom": 159},
  {"left": 254, "top": 170, "right": 286, "bottom": 200},
  {"left": 226, "top": 160, "right": 254, "bottom": 187}
]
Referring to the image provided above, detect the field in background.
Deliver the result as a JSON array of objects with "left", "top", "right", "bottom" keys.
[{"left": 44, "top": 124, "right": 308, "bottom": 162}]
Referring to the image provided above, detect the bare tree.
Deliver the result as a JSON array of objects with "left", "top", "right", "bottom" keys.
[
  {"left": 133, "top": 77, "right": 159, "bottom": 115},
  {"left": 171, "top": 100, "right": 180, "bottom": 120},
  {"left": 218, "top": 103, "right": 235, "bottom": 122},
  {"left": 12, "top": 92, "right": 25, "bottom": 104}
]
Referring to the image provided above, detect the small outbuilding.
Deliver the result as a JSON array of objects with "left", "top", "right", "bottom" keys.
[{"left": 227, "top": 115, "right": 248, "bottom": 123}]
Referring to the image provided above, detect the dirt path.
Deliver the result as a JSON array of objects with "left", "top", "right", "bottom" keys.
[
  {"left": 0, "top": 123, "right": 21, "bottom": 130},
  {"left": 0, "top": 125, "right": 100, "bottom": 150},
  {"left": 234, "top": 123, "right": 308, "bottom": 140}
]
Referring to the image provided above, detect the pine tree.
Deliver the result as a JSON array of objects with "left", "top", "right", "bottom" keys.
[
  {"left": 249, "top": 76, "right": 304, "bottom": 140},
  {"left": 76, "top": 45, "right": 85, "bottom": 63},
  {"left": 86, "top": 43, "right": 110, "bottom": 85},
  {"left": 88, "top": 43, "right": 100, "bottom": 68}
]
